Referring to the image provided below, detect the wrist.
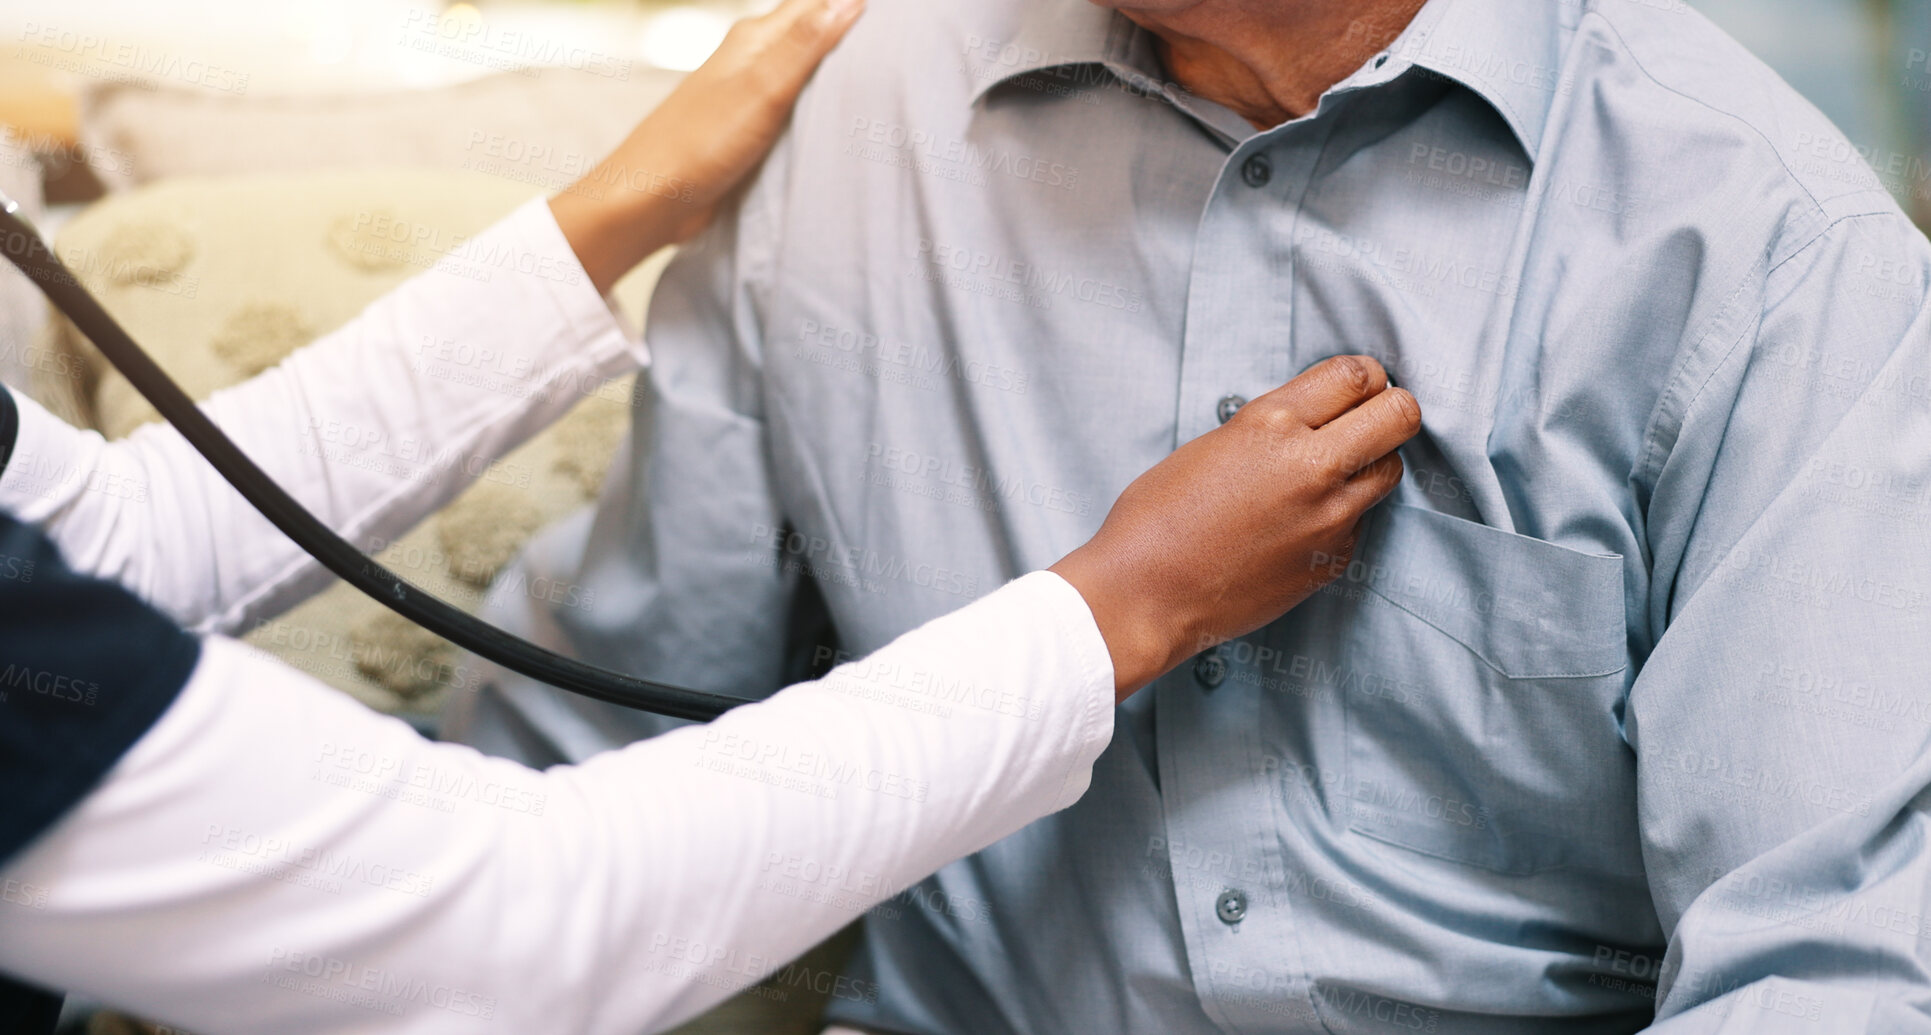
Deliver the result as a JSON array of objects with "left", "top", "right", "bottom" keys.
[
  {"left": 1050, "top": 547, "right": 1190, "bottom": 701},
  {"left": 548, "top": 166, "right": 693, "bottom": 296}
]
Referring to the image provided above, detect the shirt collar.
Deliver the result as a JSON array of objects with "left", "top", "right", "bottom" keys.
[
  {"left": 1386, "top": 0, "right": 1575, "bottom": 158},
  {"left": 963, "top": 0, "right": 1573, "bottom": 161},
  {"left": 962, "top": 0, "right": 1157, "bottom": 105}
]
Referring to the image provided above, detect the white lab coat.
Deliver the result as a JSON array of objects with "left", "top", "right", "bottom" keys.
[{"left": 0, "top": 199, "right": 1114, "bottom": 1034}]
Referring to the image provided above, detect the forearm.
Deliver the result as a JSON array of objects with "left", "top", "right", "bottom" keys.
[
  {"left": 567, "top": 570, "right": 1113, "bottom": 1029},
  {"left": 0, "top": 572, "right": 1112, "bottom": 1035},
  {"left": 0, "top": 198, "right": 641, "bottom": 635}
]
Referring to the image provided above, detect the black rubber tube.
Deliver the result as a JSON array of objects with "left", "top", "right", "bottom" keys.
[{"left": 0, "top": 197, "right": 753, "bottom": 721}]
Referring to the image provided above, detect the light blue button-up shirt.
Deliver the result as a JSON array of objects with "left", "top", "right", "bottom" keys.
[{"left": 444, "top": 0, "right": 1931, "bottom": 1030}]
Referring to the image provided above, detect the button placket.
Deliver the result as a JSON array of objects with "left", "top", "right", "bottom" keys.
[
  {"left": 1172, "top": 133, "right": 1313, "bottom": 450},
  {"left": 1161, "top": 127, "right": 1332, "bottom": 1029}
]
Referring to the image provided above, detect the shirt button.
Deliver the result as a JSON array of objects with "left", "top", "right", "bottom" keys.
[
  {"left": 1241, "top": 153, "right": 1272, "bottom": 188},
  {"left": 1216, "top": 888, "right": 1248, "bottom": 925},
  {"left": 1216, "top": 394, "right": 1246, "bottom": 424},
  {"left": 1194, "top": 649, "right": 1226, "bottom": 690}
]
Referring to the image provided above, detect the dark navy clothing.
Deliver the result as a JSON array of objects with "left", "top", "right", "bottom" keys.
[
  {"left": 0, "top": 385, "right": 16, "bottom": 483},
  {"left": 0, "top": 510, "right": 200, "bottom": 865},
  {"left": 0, "top": 503, "right": 202, "bottom": 1034}
]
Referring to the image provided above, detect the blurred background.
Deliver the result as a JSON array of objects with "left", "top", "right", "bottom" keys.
[
  {"left": 0, "top": 0, "right": 1922, "bottom": 1032},
  {"left": 0, "top": 0, "right": 1924, "bottom": 218},
  {"left": 0, "top": 0, "right": 1925, "bottom": 216}
]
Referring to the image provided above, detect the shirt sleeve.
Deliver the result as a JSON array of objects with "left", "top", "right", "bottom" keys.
[
  {"left": 443, "top": 134, "right": 806, "bottom": 761},
  {"left": 0, "top": 571, "right": 1114, "bottom": 1035},
  {"left": 1630, "top": 208, "right": 1931, "bottom": 1032},
  {"left": 0, "top": 198, "right": 643, "bottom": 638}
]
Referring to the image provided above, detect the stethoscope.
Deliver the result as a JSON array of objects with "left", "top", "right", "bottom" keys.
[{"left": 0, "top": 189, "right": 752, "bottom": 721}]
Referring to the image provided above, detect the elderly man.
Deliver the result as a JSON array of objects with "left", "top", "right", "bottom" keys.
[{"left": 445, "top": 0, "right": 1931, "bottom": 1030}]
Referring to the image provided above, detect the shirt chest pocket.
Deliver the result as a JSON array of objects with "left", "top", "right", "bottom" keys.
[{"left": 1329, "top": 503, "right": 1640, "bottom": 876}]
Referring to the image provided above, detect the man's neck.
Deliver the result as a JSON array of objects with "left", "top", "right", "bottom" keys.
[{"left": 1116, "top": 0, "right": 1428, "bottom": 129}]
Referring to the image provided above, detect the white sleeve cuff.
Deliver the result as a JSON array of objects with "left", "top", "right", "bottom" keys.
[
  {"left": 1021, "top": 570, "right": 1119, "bottom": 811},
  {"left": 499, "top": 196, "right": 651, "bottom": 373}
]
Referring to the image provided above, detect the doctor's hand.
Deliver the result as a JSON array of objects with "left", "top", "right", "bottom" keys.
[
  {"left": 551, "top": 0, "right": 865, "bottom": 294},
  {"left": 1051, "top": 356, "right": 1420, "bottom": 700}
]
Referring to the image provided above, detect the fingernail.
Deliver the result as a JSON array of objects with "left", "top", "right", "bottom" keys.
[{"left": 827, "top": 0, "right": 865, "bottom": 20}]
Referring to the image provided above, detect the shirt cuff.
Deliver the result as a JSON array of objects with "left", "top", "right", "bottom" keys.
[
  {"left": 1013, "top": 570, "right": 1117, "bottom": 812},
  {"left": 511, "top": 196, "right": 650, "bottom": 374}
]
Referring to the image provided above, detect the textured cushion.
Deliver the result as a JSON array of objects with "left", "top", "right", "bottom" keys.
[{"left": 47, "top": 168, "right": 664, "bottom": 715}]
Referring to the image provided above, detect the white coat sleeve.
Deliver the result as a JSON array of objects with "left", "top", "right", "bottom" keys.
[
  {"left": 0, "top": 570, "right": 1115, "bottom": 1035},
  {"left": 0, "top": 197, "right": 642, "bottom": 636}
]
